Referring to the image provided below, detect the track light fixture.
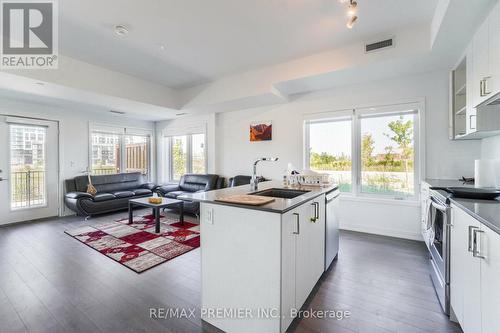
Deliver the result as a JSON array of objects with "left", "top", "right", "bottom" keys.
[
  {"left": 346, "top": 15, "right": 358, "bottom": 29},
  {"left": 340, "top": 0, "right": 359, "bottom": 29}
]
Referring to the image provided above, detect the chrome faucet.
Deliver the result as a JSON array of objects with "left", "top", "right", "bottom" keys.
[{"left": 251, "top": 157, "right": 279, "bottom": 191}]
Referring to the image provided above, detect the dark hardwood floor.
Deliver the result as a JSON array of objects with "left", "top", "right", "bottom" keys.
[{"left": 0, "top": 211, "right": 461, "bottom": 333}]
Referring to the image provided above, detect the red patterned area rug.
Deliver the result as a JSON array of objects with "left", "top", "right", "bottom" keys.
[{"left": 65, "top": 214, "right": 200, "bottom": 273}]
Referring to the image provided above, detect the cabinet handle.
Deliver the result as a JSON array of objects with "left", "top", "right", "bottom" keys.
[
  {"left": 468, "top": 226, "right": 478, "bottom": 252},
  {"left": 483, "top": 76, "right": 492, "bottom": 96},
  {"left": 310, "top": 203, "right": 316, "bottom": 222},
  {"left": 293, "top": 213, "right": 300, "bottom": 234},
  {"left": 314, "top": 202, "right": 319, "bottom": 221},
  {"left": 472, "top": 229, "right": 485, "bottom": 259},
  {"left": 480, "top": 80, "right": 484, "bottom": 97},
  {"left": 469, "top": 115, "right": 476, "bottom": 130}
]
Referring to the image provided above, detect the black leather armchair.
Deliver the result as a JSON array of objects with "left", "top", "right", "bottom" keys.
[
  {"left": 156, "top": 174, "right": 224, "bottom": 214},
  {"left": 64, "top": 172, "right": 156, "bottom": 217},
  {"left": 228, "top": 175, "right": 266, "bottom": 187}
]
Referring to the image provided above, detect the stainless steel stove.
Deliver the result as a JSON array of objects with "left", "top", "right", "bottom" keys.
[{"left": 422, "top": 189, "right": 451, "bottom": 315}]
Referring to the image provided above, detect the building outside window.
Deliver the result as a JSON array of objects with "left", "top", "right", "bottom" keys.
[{"left": 90, "top": 127, "right": 152, "bottom": 177}]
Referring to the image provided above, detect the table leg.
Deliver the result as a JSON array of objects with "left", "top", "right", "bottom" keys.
[
  {"left": 179, "top": 202, "right": 185, "bottom": 225},
  {"left": 128, "top": 201, "right": 133, "bottom": 225},
  {"left": 155, "top": 208, "right": 160, "bottom": 233}
]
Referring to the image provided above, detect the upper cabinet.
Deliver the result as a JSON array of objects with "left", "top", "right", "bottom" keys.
[
  {"left": 490, "top": 2, "right": 500, "bottom": 96},
  {"left": 472, "top": 18, "right": 491, "bottom": 108},
  {"left": 472, "top": 2, "right": 500, "bottom": 107},
  {"left": 451, "top": 2, "right": 500, "bottom": 139}
]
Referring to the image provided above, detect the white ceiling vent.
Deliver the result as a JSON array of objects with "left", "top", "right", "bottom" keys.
[{"left": 365, "top": 38, "right": 394, "bottom": 53}]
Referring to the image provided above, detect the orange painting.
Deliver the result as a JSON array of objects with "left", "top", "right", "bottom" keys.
[{"left": 250, "top": 121, "right": 272, "bottom": 141}]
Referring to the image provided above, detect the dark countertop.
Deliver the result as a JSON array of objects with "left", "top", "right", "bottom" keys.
[
  {"left": 449, "top": 197, "right": 500, "bottom": 235},
  {"left": 424, "top": 179, "right": 500, "bottom": 235},
  {"left": 424, "top": 178, "right": 474, "bottom": 188},
  {"left": 178, "top": 181, "right": 339, "bottom": 214}
]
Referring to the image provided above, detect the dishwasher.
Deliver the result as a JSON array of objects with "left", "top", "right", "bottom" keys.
[{"left": 325, "top": 188, "right": 340, "bottom": 270}]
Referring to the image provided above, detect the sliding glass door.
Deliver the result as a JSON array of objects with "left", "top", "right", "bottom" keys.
[{"left": 0, "top": 116, "right": 59, "bottom": 225}]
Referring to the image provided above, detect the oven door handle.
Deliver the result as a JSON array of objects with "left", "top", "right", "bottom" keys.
[{"left": 430, "top": 196, "right": 448, "bottom": 212}]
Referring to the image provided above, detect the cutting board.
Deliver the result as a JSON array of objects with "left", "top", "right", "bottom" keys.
[{"left": 215, "top": 194, "right": 275, "bottom": 206}]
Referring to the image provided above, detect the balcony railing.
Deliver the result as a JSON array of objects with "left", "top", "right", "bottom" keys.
[
  {"left": 91, "top": 167, "right": 148, "bottom": 175},
  {"left": 11, "top": 170, "right": 46, "bottom": 209}
]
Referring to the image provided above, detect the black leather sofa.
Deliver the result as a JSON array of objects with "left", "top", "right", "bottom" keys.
[
  {"left": 65, "top": 172, "right": 156, "bottom": 217},
  {"left": 156, "top": 174, "right": 224, "bottom": 214}
]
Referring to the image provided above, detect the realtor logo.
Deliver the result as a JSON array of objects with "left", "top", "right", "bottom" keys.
[{"left": 1, "top": 0, "right": 58, "bottom": 69}]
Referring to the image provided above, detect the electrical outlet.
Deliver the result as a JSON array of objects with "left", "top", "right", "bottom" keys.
[{"left": 205, "top": 207, "right": 214, "bottom": 225}]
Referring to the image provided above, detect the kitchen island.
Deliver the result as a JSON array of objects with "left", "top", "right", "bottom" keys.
[{"left": 180, "top": 181, "right": 338, "bottom": 333}]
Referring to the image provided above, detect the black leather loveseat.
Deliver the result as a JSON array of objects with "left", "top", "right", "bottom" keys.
[
  {"left": 156, "top": 174, "right": 224, "bottom": 214},
  {"left": 65, "top": 172, "right": 156, "bottom": 217}
]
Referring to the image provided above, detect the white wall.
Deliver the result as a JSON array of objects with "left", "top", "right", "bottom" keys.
[
  {"left": 481, "top": 135, "right": 500, "bottom": 159},
  {"left": 216, "top": 70, "right": 480, "bottom": 180},
  {"left": 0, "top": 97, "right": 155, "bottom": 216},
  {"left": 214, "top": 70, "right": 481, "bottom": 240}
]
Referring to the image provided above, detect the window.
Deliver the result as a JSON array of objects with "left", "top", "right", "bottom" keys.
[
  {"left": 168, "top": 133, "right": 206, "bottom": 181},
  {"left": 125, "top": 134, "right": 150, "bottom": 175},
  {"left": 359, "top": 112, "right": 416, "bottom": 197},
  {"left": 308, "top": 118, "right": 352, "bottom": 192},
  {"left": 171, "top": 135, "right": 188, "bottom": 181},
  {"left": 192, "top": 133, "right": 206, "bottom": 174},
  {"left": 305, "top": 104, "right": 420, "bottom": 199},
  {"left": 10, "top": 124, "right": 47, "bottom": 209},
  {"left": 91, "top": 132, "right": 121, "bottom": 175},
  {"left": 90, "top": 127, "right": 152, "bottom": 177}
]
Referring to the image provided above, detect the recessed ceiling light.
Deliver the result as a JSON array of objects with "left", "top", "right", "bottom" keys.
[
  {"left": 114, "top": 25, "right": 129, "bottom": 36},
  {"left": 159, "top": 44, "right": 166, "bottom": 51}
]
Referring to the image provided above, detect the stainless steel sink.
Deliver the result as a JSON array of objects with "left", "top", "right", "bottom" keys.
[{"left": 249, "top": 188, "right": 310, "bottom": 199}]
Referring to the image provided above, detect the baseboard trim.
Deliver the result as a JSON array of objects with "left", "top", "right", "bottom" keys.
[{"left": 340, "top": 223, "right": 423, "bottom": 241}]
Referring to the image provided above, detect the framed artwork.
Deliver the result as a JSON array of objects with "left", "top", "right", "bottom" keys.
[{"left": 250, "top": 121, "right": 272, "bottom": 141}]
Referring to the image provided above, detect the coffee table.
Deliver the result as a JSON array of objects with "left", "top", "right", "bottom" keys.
[{"left": 128, "top": 197, "right": 184, "bottom": 233}]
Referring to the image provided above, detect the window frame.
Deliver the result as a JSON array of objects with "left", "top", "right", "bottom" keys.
[
  {"left": 167, "top": 132, "right": 207, "bottom": 181},
  {"left": 304, "top": 102, "right": 423, "bottom": 201}
]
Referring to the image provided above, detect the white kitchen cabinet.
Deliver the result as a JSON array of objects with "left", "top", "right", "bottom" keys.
[
  {"left": 472, "top": 18, "right": 490, "bottom": 108},
  {"left": 450, "top": 205, "right": 482, "bottom": 333},
  {"left": 450, "top": 204, "right": 500, "bottom": 333},
  {"left": 471, "top": 2, "right": 500, "bottom": 108},
  {"left": 489, "top": 2, "right": 500, "bottom": 95},
  {"left": 480, "top": 224, "right": 500, "bottom": 333},
  {"left": 465, "top": 45, "right": 477, "bottom": 134},
  {"left": 450, "top": 206, "right": 466, "bottom": 324},
  {"left": 281, "top": 195, "right": 326, "bottom": 331},
  {"left": 281, "top": 207, "right": 298, "bottom": 331}
]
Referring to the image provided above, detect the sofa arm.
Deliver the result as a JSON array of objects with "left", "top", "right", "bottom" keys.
[
  {"left": 140, "top": 182, "right": 157, "bottom": 191},
  {"left": 66, "top": 191, "right": 93, "bottom": 200},
  {"left": 156, "top": 184, "right": 180, "bottom": 195}
]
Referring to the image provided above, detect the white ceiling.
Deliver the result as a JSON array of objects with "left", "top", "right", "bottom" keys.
[{"left": 59, "top": 0, "right": 437, "bottom": 89}]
